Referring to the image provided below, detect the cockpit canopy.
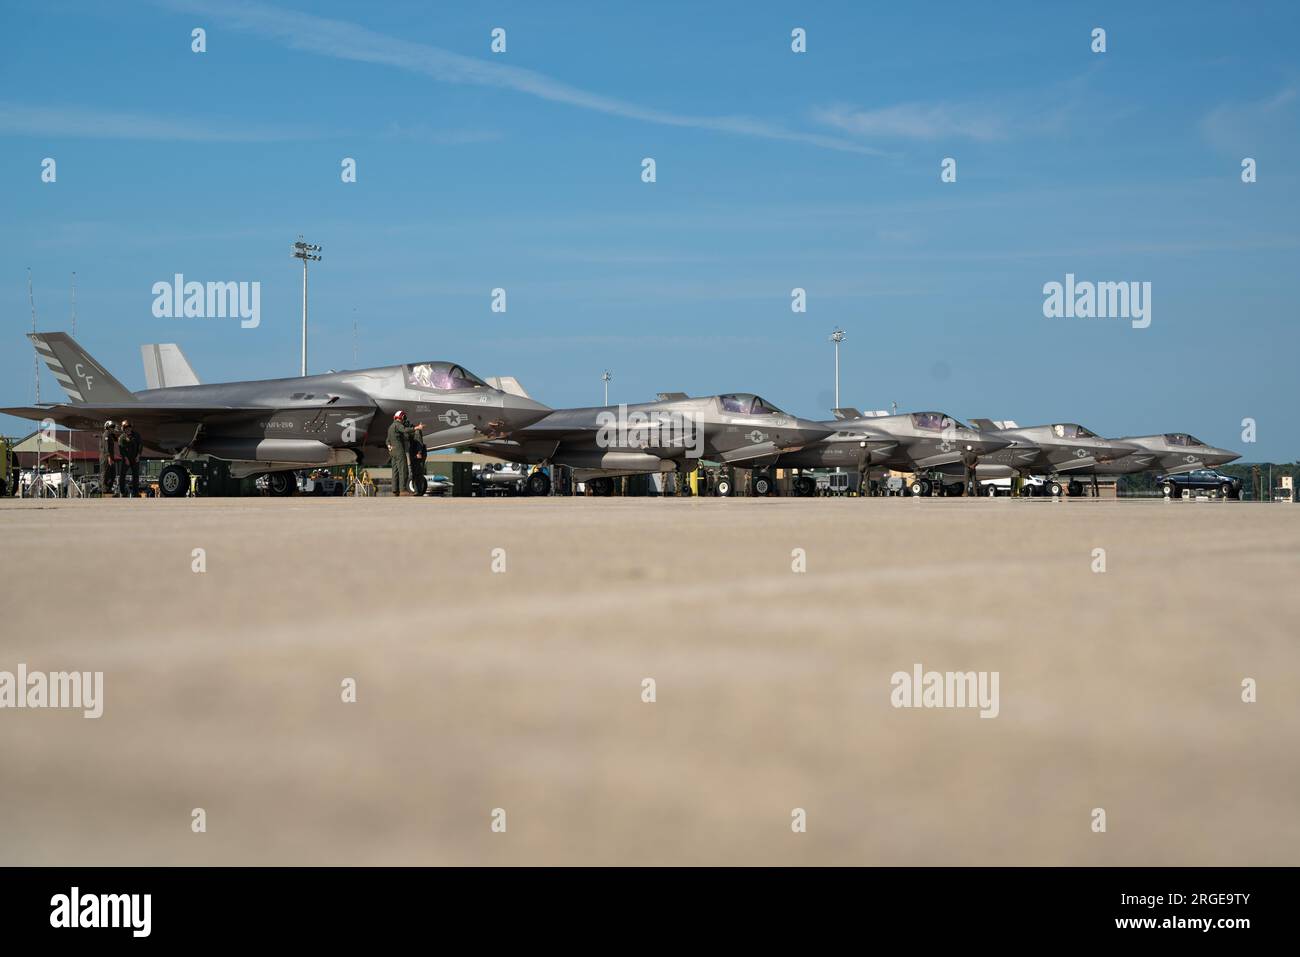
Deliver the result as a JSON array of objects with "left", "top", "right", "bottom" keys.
[
  {"left": 718, "top": 393, "right": 785, "bottom": 416},
  {"left": 1163, "top": 433, "right": 1206, "bottom": 447},
  {"left": 1051, "top": 423, "right": 1097, "bottom": 439},
  {"left": 911, "top": 411, "right": 968, "bottom": 432},
  {"left": 405, "top": 362, "right": 489, "bottom": 392}
]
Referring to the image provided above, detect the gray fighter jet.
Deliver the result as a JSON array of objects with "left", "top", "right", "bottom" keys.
[
  {"left": 1098, "top": 432, "right": 1240, "bottom": 477},
  {"left": 967, "top": 419, "right": 1142, "bottom": 496},
  {"left": 768, "top": 409, "right": 1012, "bottom": 496},
  {"left": 2, "top": 332, "right": 549, "bottom": 496},
  {"left": 474, "top": 391, "right": 834, "bottom": 495}
]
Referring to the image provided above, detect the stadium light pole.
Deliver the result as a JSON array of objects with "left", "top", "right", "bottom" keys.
[
  {"left": 601, "top": 370, "right": 612, "bottom": 405},
  {"left": 829, "top": 327, "right": 846, "bottom": 409},
  {"left": 291, "top": 237, "right": 322, "bottom": 376}
]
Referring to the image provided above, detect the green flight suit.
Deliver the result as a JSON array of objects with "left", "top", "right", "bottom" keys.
[{"left": 387, "top": 418, "right": 416, "bottom": 495}]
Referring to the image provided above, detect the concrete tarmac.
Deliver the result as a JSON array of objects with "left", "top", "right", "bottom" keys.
[{"left": 1, "top": 495, "right": 1297, "bottom": 865}]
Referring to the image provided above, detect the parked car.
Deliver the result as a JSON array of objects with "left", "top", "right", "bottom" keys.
[{"left": 1157, "top": 469, "right": 1241, "bottom": 499}]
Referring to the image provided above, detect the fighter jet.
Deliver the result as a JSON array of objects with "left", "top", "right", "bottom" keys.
[
  {"left": 1098, "top": 432, "right": 1240, "bottom": 477},
  {"left": 473, "top": 391, "right": 834, "bottom": 495},
  {"left": 2, "top": 332, "right": 550, "bottom": 496},
  {"left": 768, "top": 409, "right": 1012, "bottom": 496},
  {"left": 967, "top": 420, "right": 1142, "bottom": 496}
]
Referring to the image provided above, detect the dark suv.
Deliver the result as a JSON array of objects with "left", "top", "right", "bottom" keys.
[{"left": 1158, "top": 469, "right": 1241, "bottom": 499}]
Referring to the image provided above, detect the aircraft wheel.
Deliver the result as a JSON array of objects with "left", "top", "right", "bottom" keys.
[
  {"left": 410, "top": 472, "right": 428, "bottom": 496},
  {"left": 910, "top": 480, "right": 923, "bottom": 495},
  {"left": 1049, "top": 481, "right": 1064, "bottom": 497},
  {"left": 268, "top": 471, "right": 297, "bottom": 497},
  {"left": 159, "top": 464, "right": 189, "bottom": 498},
  {"left": 527, "top": 471, "right": 551, "bottom": 496},
  {"left": 753, "top": 473, "right": 773, "bottom": 496},
  {"left": 1162, "top": 481, "right": 1175, "bottom": 498},
  {"left": 715, "top": 478, "right": 732, "bottom": 497},
  {"left": 1068, "top": 481, "right": 1083, "bottom": 498}
]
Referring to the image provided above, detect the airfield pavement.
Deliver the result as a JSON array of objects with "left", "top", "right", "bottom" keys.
[{"left": 0, "top": 495, "right": 1297, "bottom": 866}]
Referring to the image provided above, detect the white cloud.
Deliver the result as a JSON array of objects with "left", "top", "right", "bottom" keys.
[
  {"left": 812, "top": 102, "right": 1010, "bottom": 142},
  {"left": 163, "top": 0, "right": 883, "bottom": 155},
  {"left": 0, "top": 102, "right": 317, "bottom": 141}
]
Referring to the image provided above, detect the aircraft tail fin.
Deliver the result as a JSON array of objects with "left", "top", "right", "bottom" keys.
[
  {"left": 486, "top": 376, "right": 531, "bottom": 399},
  {"left": 141, "top": 343, "right": 201, "bottom": 389},
  {"left": 30, "top": 332, "right": 135, "bottom": 404},
  {"left": 832, "top": 407, "right": 863, "bottom": 420}
]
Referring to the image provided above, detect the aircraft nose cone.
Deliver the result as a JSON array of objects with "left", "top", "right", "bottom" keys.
[
  {"left": 972, "top": 436, "right": 1011, "bottom": 455},
  {"left": 798, "top": 420, "right": 836, "bottom": 443},
  {"left": 502, "top": 395, "right": 551, "bottom": 429},
  {"left": 1098, "top": 440, "right": 1142, "bottom": 462},
  {"left": 1212, "top": 449, "right": 1241, "bottom": 466}
]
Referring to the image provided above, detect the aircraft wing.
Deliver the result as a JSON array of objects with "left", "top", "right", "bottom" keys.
[{"left": 0, "top": 403, "right": 268, "bottom": 430}]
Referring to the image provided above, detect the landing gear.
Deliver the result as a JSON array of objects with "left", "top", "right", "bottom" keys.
[
  {"left": 159, "top": 463, "right": 189, "bottom": 498},
  {"left": 267, "top": 471, "right": 297, "bottom": 497},
  {"left": 753, "top": 472, "right": 774, "bottom": 496},
  {"left": 715, "top": 477, "right": 732, "bottom": 497},
  {"left": 1049, "top": 481, "right": 1064, "bottom": 497},
  {"left": 527, "top": 471, "right": 551, "bottom": 496},
  {"left": 910, "top": 479, "right": 932, "bottom": 496}
]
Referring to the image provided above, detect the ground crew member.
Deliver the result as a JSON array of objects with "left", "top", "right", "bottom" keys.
[
  {"left": 408, "top": 426, "right": 428, "bottom": 496},
  {"left": 99, "top": 420, "right": 118, "bottom": 497},
  {"left": 386, "top": 410, "right": 424, "bottom": 496},
  {"left": 117, "top": 419, "right": 142, "bottom": 497}
]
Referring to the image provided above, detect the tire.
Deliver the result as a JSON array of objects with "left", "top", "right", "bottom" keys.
[
  {"left": 409, "top": 472, "right": 428, "bottom": 496},
  {"left": 910, "top": 481, "right": 923, "bottom": 495},
  {"left": 1018, "top": 483, "right": 1035, "bottom": 497},
  {"left": 986, "top": 484, "right": 998, "bottom": 497},
  {"left": 715, "top": 478, "right": 732, "bottom": 497},
  {"left": 268, "top": 471, "right": 297, "bottom": 497},
  {"left": 796, "top": 476, "right": 815, "bottom": 497},
  {"left": 159, "top": 464, "right": 189, "bottom": 498},
  {"left": 527, "top": 472, "right": 551, "bottom": 496},
  {"left": 1049, "top": 481, "right": 1064, "bottom": 497},
  {"left": 311, "top": 481, "right": 325, "bottom": 496},
  {"left": 1162, "top": 482, "right": 1175, "bottom": 497},
  {"left": 754, "top": 474, "right": 772, "bottom": 496},
  {"left": 1220, "top": 483, "right": 1232, "bottom": 498},
  {"left": 1069, "top": 481, "right": 1083, "bottom": 498}
]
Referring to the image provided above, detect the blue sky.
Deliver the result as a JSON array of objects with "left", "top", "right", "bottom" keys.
[{"left": 2, "top": 1, "right": 1297, "bottom": 459}]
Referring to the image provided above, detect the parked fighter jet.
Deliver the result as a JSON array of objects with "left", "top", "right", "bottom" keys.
[
  {"left": 1098, "top": 432, "right": 1240, "bottom": 477},
  {"left": 967, "top": 420, "right": 1142, "bottom": 496},
  {"left": 473, "top": 391, "right": 834, "bottom": 495},
  {"left": 2, "top": 332, "right": 549, "bottom": 496},
  {"left": 768, "top": 409, "right": 1012, "bottom": 496}
]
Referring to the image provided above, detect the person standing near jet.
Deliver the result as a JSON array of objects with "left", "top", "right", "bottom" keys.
[
  {"left": 99, "top": 420, "right": 118, "bottom": 498},
  {"left": 117, "top": 418, "right": 142, "bottom": 498},
  {"left": 408, "top": 425, "right": 429, "bottom": 496},
  {"left": 386, "top": 410, "right": 424, "bottom": 496}
]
